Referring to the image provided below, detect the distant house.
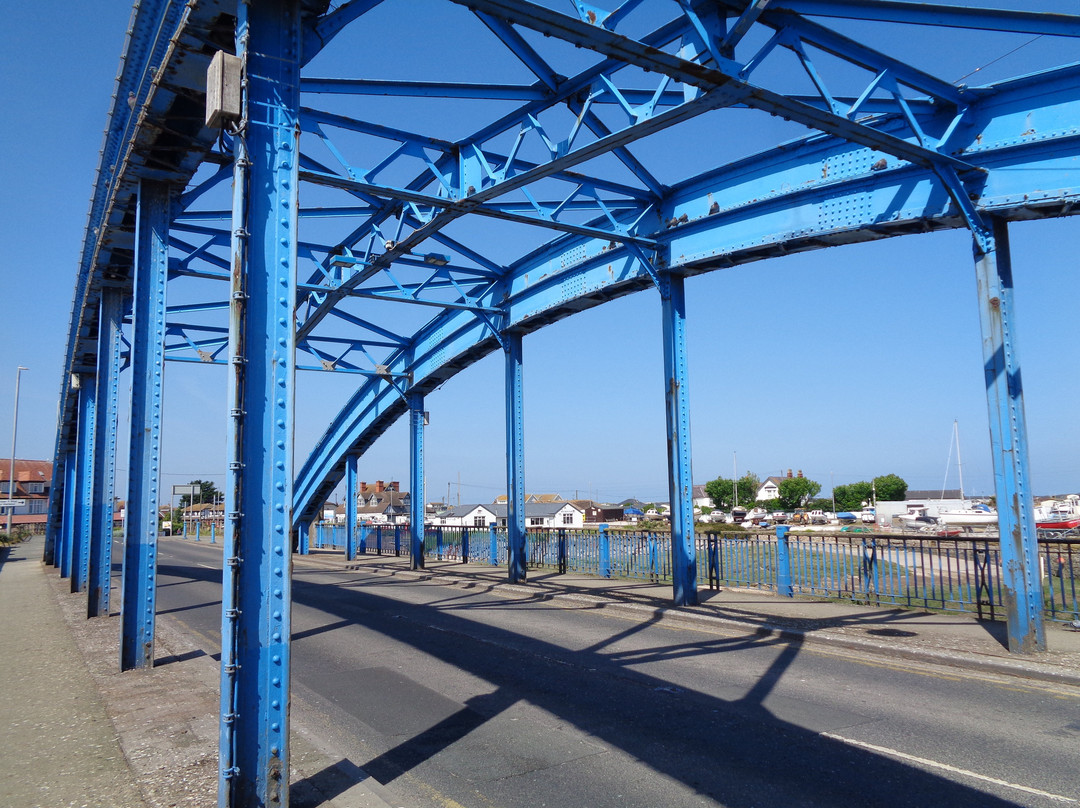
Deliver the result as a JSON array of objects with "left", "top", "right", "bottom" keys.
[
  {"left": 691, "top": 485, "right": 711, "bottom": 509},
  {"left": 585, "top": 505, "right": 625, "bottom": 523},
  {"left": 756, "top": 477, "right": 784, "bottom": 501},
  {"left": 434, "top": 503, "right": 499, "bottom": 528},
  {"left": 436, "top": 502, "right": 583, "bottom": 529},
  {"left": 356, "top": 490, "right": 411, "bottom": 525},
  {"left": 493, "top": 492, "right": 565, "bottom": 504},
  {"left": 182, "top": 502, "right": 225, "bottom": 530},
  {"left": 0, "top": 459, "right": 52, "bottom": 533}
]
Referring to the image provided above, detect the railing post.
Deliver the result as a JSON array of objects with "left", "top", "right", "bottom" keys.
[
  {"left": 436, "top": 525, "right": 444, "bottom": 560},
  {"left": 195, "top": 521, "right": 201, "bottom": 542},
  {"left": 375, "top": 525, "right": 382, "bottom": 555},
  {"left": 558, "top": 528, "right": 567, "bottom": 574},
  {"left": 599, "top": 523, "right": 611, "bottom": 578},
  {"left": 211, "top": 523, "right": 216, "bottom": 544},
  {"left": 776, "top": 526, "right": 794, "bottom": 598},
  {"left": 707, "top": 535, "right": 719, "bottom": 589},
  {"left": 461, "top": 527, "right": 469, "bottom": 563},
  {"left": 489, "top": 522, "right": 498, "bottom": 566},
  {"left": 297, "top": 520, "right": 309, "bottom": 556},
  {"left": 394, "top": 524, "right": 401, "bottom": 557},
  {"left": 861, "top": 538, "right": 877, "bottom": 596},
  {"left": 359, "top": 522, "right": 368, "bottom": 555}
]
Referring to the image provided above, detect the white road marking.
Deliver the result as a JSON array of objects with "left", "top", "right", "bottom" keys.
[{"left": 820, "top": 732, "right": 1077, "bottom": 803}]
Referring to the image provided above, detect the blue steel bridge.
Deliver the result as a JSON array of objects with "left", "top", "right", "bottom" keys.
[{"left": 45, "top": 1, "right": 1080, "bottom": 805}]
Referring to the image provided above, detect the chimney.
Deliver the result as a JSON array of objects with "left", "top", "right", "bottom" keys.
[
  {"left": 388, "top": 481, "right": 399, "bottom": 492},
  {"left": 360, "top": 481, "right": 368, "bottom": 494},
  {"left": 797, "top": 469, "right": 803, "bottom": 478},
  {"left": 375, "top": 480, "right": 385, "bottom": 493},
  {"left": 787, "top": 469, "right": 793, "bottom": 478}
]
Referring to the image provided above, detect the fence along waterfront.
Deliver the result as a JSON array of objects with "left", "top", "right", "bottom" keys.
[{"left": 308, "top": 523, "right": 1079, "bottom": 625}]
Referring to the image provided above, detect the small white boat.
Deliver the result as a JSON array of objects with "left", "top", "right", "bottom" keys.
[
  {"left": 894, "top": 504, "right": 937, "bottom": 531},
  {"left": 937, "top": 502, "right": 997, "bottom": 527}
]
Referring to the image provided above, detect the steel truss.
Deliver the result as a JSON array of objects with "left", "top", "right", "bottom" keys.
[{"left": 49, "top": 1, "right": 1080, "bottom": 804}]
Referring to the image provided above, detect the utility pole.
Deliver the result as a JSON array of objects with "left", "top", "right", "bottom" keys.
[{"left": 6, "top": 366, "right": 27, "bottom": 537}]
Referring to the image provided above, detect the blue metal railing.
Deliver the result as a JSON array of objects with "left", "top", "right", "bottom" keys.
[{"left": 303, "top": 523, "right": 1079, "bottom": 625}]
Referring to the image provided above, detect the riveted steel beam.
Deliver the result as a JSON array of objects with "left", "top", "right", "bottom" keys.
[
  {"left": 346, "top": 455, "right": 358, "bottom": 560},
  {"left": 972, "top": 218, "right": 1045, "bottom": 654},
  {"left": 121, "top": 180, "right": 170, "bottom": 671},
  {"left": 659, "top": 272, "right": 697, "bottom": 606},
  {"left": 218, "top": 1, "right": 302, "bottom": 804},
  {"left": 505, "top": 332, "right": 526, "bottom": 583},
  {"left": 409, "top": 393, "right": 426, "bottom": 570},
  {"left": 71, "top": 378, "right": 97, "bottom": 595},
  {"left": 451, "top": 0, "right": 978, "bottom": 173},
  {"left": 89, "top": 288, "right": 123, "bottom": 618}
]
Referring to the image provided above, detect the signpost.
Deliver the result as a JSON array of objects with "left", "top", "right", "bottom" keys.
[{"left": 0, "top": 499, "right": 27, "bottom": 508}]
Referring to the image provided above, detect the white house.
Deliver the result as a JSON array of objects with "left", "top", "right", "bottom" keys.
[
  {"left": 434, "top": 504, "right": 499, "bottom": 528},
  {"left": 756, "top": 477, "right": 784, "bottom": 501},
  {"left": 434, "top": 502, "right": 583, "bottom": 529}
]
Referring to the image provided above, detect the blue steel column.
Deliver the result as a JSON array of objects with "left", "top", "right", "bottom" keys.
[
  {"left": 121, "top": 179, "right": 169, "bottom": 670},
  {"left": 89, "top": 288, "right": 122, "bottom": 617},
  {"left": 409, "top": 393, "right": 425, "bottom": 570},
  {"left": 71, "top": 377, "right": 97, "bottom": 594},
  {"left": 345, "top": 455, "right": 357, "bottom": 560},
  {"left": 505, "top": 332, "right": 526, "bottom": 583},
  {"left": 660, "top": 272, "right": 698, "bottom": 607},
  {"left": 60, "top": 450, "right": 77, "bottom": 576},
  {"left": 972, "top": 218, "right": 1045, "bottom": 654},
  {"left": 219, "top": 1, "right": 301, "bottom": 804}
]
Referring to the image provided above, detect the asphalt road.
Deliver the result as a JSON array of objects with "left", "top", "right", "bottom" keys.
[{"left": 152, "top": 537, "right": 1080, "bottom": 808}]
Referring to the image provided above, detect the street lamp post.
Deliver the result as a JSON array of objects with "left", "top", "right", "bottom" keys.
[{"left": 7, "top": 365, "right": 28, "bottom": 537}]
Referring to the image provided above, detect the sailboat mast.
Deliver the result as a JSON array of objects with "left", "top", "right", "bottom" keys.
[{"left": 954, "top": 419, "right": 965, "bottom": 502}]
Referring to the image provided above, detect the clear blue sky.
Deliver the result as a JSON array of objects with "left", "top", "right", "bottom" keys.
[{"left": 2, "top": 2, "right": 1078, "bottom": 508}]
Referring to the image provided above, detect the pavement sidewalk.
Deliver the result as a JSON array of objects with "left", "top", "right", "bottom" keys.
[
  {"left": 0, "top": 536, "right": 400, "bottom": 808},
  {"left": 303, "top": 546, "right": 1080, "bottom": 687}
]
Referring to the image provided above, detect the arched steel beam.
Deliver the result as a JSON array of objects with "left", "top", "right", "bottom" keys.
[{"left": 292, "top": 63, "right": 1080, "bottom": 525}]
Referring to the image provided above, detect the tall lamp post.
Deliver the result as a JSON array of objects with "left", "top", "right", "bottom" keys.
[{"left": 7, "top": 365, "right": 28, "bottom": 537}]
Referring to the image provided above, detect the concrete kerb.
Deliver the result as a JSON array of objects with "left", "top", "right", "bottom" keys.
[{"left": 303, "top": 552, "right": 1080, "bottom": 689}]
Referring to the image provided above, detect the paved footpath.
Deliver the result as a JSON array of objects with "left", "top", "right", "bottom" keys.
[
  {"left": 0, "top": 536, "right": 400, "bottom": 808},
  {"left": 0, "top": 536, "right": 149, "bottom": 808}
]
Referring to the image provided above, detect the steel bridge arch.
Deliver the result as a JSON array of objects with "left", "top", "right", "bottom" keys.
[
  {"left": 294, "top": 61, "right": 1080, "bottom": 525},
  {"left": 46, "top": 2, "right": 1080, "bottom": 805}
]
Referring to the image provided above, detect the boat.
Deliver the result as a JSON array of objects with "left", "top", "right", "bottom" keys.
[
  {"left": 937, "top": 502, "right": 998, "bottom": 527},
  {"left": 1036, "top": 514, "right": 1080, "bottom": 530},
  {"left": 894, "top": 504, "right": 938, "bottom": 531},
  {"left": 936, "top": 420, "right": 998, "bottom": 527},
  {"left": 1035, "top": 498, "right": 1080, "bottom": 530},
  {"left": 836, "top": 512, "right": 858, "bottom": 524}
]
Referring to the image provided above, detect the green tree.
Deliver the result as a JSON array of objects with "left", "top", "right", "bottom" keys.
[
  {"left": 777, "top": 476, "right": 821, "bottom": 509},
  {"left": 832, "top": 481, "right": 872, "bottom": 511},
  {"left": 873, "top": 473, "right": 908, "bottom": 502},
  {"left": 177, "top": 479, "right": 220, "bottom": 508},
  {"left": 705, "top": 473, "right": 760, "bottom": 511}
]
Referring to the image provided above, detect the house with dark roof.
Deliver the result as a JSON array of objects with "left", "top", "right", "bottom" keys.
[
  {"left": 436, "top": 501, "right": 583, "bottom": 529},
  {"left": 1, "top": 459, "right": 53, "bottom": 533}
]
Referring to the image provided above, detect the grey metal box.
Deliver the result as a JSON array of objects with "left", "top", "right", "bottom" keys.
[{"left": 205, "top": 51, "right": 241, "bottom": 128}]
